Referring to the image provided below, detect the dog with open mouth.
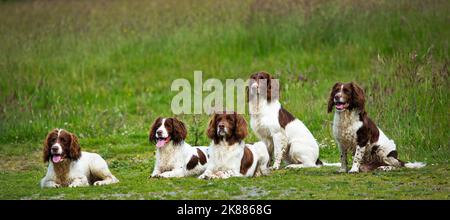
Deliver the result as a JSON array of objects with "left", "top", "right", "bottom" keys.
[
  {"left": 328, "top": 82, "right": 426, "bottom": 173},
  {"left": 198, "top": 111, "right": 270, "bottom": 179},
  {"left": 40, "top": 129, "right": 119, "bottom": 188},
  {"left": 149, "top": 117, "right": 208, "bottom": 178}
]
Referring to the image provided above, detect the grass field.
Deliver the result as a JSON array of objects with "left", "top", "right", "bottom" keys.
[{"left": 0, "top": 0, "right": 448, "bottom": 199}]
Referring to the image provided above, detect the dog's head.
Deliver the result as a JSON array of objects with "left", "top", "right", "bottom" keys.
[
  {"left": 327, "top": 82, "right": 365, "bottom": 113},
  {"left": 149, "top": 117, "right": 187, "bottom": 148},
  {"left": 43, "top": 129, "right": 81, "bottom": 163},
  {"left": 248, "top": 71, "right": 279, "bottom": 102},
  {"left": 207, "top": 111, "right": 248, "bottom": 145}
]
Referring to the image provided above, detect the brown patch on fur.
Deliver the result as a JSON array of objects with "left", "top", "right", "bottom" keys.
[
  {"left": 207, "top": 112, "right": 248, "bottom": 145},
  {"left": 186, "top": 155, "right": 199, "bottom": 170},
  {"left": 149, "top": 117, "right": 163, "bottom": 144},
  {"left": 197, "top": 149, "right": 207, "bottom": 165},
  {"left": 356, "top": 114, "right": 380, "bottom": 147},
  {"left": 43, "top": 129, "right": 58, "bottom": 162},
  {"left": 278, "top": 107, "right": 295, "bottom": 129},
  {"left": 240, "top": 147, "right": 254, "bottom": 175},
  {"left": 67, "top": 132, "right": 81, "bottom": 160},
  {"left": 166, "top": 118, "right": 187, "bottom": 145},
  {"left": 327, "top": 82, "right": 342, "bottom": 113}
]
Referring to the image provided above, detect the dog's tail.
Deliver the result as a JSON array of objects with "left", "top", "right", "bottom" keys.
[
  {"left": 404, "top": 162, "right": 426, "bottom": 169},
  {"left": 316, "top": 159, "right": 341, "bottom": 167}
]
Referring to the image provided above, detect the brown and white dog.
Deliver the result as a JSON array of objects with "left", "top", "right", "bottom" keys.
[
  {"left": 40, "top": 129, "right": 119, "bottom": 188},
  {"left": 198, "top": 111, "right": 270, "bottom": 179},
  {"left": 248, "top": 71, "right": 333, "bottom": 170},
  {"left": 328, "top": 82, "right": 425, "bottom": 173},
  {"left": 149, "top": 117, "right": 208, "bottom": 178}
]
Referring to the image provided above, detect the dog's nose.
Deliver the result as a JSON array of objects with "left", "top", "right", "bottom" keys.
[
  {"left": 218, "top": 124, "right": 225, "bottom": 130},
  {"left": 156, "top": 130, "right": 162, "bottom": 136},
  {"left": 51, "top": 145, "right": 59, "bottom": 152},
  {"left": 334, "top": 94, "right": 340, "bottom": 100}
]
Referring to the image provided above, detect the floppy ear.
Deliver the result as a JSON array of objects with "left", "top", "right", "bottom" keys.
[
  {"left": 171, "top": 118, "right": 187, "bottom": 145},
  {"left": 206, "top": 114, "right": 217, "bottom": 140},
  {"left": 149, "top": 117, "right": 162, "bottom": 144},
  {"left": 43, "top": 130, "right": 56, "bottom": 163},
  {"left": 351, "top": 82, "right": 365, "bottom": 113},
  {"left": 234, "top": 113, "right": 248, "bottom": 141},
  {"left": 327, "top": 83, "right": 340, "bottom": 113},
  {"left": 69, "top": 133, "right": 81, "bottom": 160}
]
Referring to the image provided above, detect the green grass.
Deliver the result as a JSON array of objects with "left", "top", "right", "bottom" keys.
[{"left": 0, "top": 0, "right": 448, "bottom": 199}]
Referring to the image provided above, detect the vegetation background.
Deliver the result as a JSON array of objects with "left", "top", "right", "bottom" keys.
[{"left": 0, "top": 0, "right": 448, "bottom": 199}]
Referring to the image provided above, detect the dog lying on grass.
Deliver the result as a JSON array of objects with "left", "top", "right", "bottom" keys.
[
  {"left": 199, "top": 111, "right": 270, "bottom": 179},
  {"left": 149, "top": 117, "right": 209, "bottom": 178},
  {"left": 40, "top": 129, "right": 119, "bottom": 188}
]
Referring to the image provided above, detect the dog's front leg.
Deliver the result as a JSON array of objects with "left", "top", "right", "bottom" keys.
[
  {"left": 150, "top": 166, "right": 161, "bottom": 178},
  {"left": 338, "top": 145, "right": 348, "bottom": 173},
  {"left": 159, "top": 168, "right": 185, "bottom": 178},
  {"left": 69, "top": 176, "right": 89, "bottom": 187},
  {"left": 271, "top": 133, "right": 287, "bottom": 170},
  {"left": 349, "top": 145, "right": 366, "bottom": 173},
  {"left": 41, "top": 178, "right": 60, "bottom": 188}
]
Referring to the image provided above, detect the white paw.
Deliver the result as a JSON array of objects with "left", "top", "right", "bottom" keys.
[
  {"left": 270, "top": 165, "right": 280, "bottom": 170},
  {"left": 348, "top": 168, "right": 359, "bottom": 173},
  {"left": 150, "top": 173, "right": 161, "bottom": 178},
  {"left": 198, "top": 174, "right": 210, "bottom": 180},
  {"left": 46, "top": 182, "right": 61, "bottom": 188},
  {"left": 159, "top": 173, "right": 171, "bottom": 178},
  {"left": 94, "top": 181, "right": 106, "bottom": 186},
  {"left": 69, "top": 183, "right": 80, "bottom": 188}
]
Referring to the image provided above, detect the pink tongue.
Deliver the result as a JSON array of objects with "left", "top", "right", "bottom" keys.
[
  {"left": 336, "top": 104, "right": 345, "bottom": 110},
  {"left": 52, "top": 155, "right": 62, "bottom": 163},
  {"left": 156, "top": 139, "right": 167, "bottom": 148}
]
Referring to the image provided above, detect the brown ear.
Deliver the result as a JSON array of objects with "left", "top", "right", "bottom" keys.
[
  {"left": 327, "top": 83, "right": 340, "bottom": 113},
  {"left": 351, "top": 82, "right": 365, "bottom": 113},
  {"left": 149, "top": 117, "right": 162, "bottom": 144},
  {"left": 206, "top": 114, "right": 217, "bottom": 140},
  {"left": 43, "top": 130, "right": 56, "bottom": 163},
  {"left": 69, "top": 133, "right": 81, "bottom": 160},
  {"left": 170, "top": 118, "right": 187, "bottom": 145},
  {"left": 234, "top": 113, "right": 248, "bottom": 141}
]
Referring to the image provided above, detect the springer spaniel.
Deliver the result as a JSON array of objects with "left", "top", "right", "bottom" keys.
[
  {"left": 198, "top": 111, "right": 270, "bottom": 179},
  {"left": 149, "top": 117, "right": 209, "bottom": 178},
  {"left": 328, "top": 82, "right": 426, "bottom": 173},
  {"left": 248, "top": 71, "right": 326, "bottom": 170},
  {"left": 40, "top": 129, "right": 119, "bottom": 188}
]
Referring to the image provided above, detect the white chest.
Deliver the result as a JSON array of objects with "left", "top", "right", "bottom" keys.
[
  {"left": 210, "top": 143, "right": 242, "bottom": 171},
  {"left": 250, "top": 101, "right": 281, "bottom": 138},
  {"left": 157, "top": 144, "right": 183, "bottom": 171}
]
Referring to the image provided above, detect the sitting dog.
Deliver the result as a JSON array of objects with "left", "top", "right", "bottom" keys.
[
  {"left": 199, "top": 111, "right": 270, "bottom": 179},
  {"left": 40, "top": 129, "right": 119, "bottom": 188},
  {"left": 248, "top": 71, "right": 324, "bottom": 170},
  {"left": 327, "top": 82, "right": 425, "bottom": 173},
  {"left": 149, "top": 117, "right": 208, "bottom": 178}
]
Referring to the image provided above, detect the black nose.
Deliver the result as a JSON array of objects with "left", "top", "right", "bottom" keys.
[
  {"left": 51, "top": 146, "right": 58, "bottom": 152},
  {"left": 334, "top": 94, "right": 340, "bottom": 100},
  {"left": 156, "top": 130, "right": 162, "bottom": 136},
  {"left": 218, "top": 124, "right": 225, "bottom": 129}
]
